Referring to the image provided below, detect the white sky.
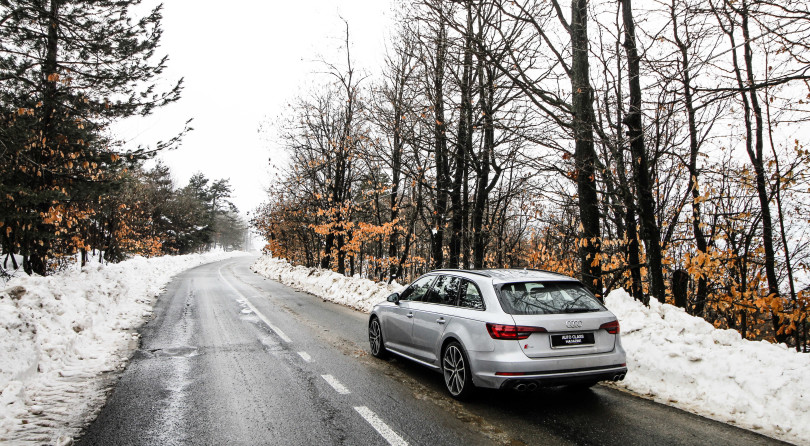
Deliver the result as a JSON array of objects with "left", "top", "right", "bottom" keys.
[{"left": 113, "top": 1, "right": 395, "bottom": 216}]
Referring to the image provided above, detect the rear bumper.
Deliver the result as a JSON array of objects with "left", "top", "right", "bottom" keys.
[
  {"left": 498, "top": 365, "right": 627, "bottom": 389},
  {"left": 468, "top": 341, "right": 627, "bottom": 389}
]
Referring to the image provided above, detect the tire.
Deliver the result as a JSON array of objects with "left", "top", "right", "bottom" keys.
[
  {"left": 368, "top": 317, "right": 388, "bottom": 359},
  {"left": 442, "top": 341, "right": 475, "bottom": 399}
]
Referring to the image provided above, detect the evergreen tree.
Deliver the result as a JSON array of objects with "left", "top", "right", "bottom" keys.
[{"left": 0, "top": 0, "right": 183, "bottom": 274}]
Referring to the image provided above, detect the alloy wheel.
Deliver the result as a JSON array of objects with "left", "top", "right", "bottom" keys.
[
  {"left": 369, "top": 319, "right": 384, "bottom": 357},
  {"left": 443, "top": 344, "right": 467, "bottom": 396}
]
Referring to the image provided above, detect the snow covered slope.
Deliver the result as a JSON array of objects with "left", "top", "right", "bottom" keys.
[
  {"left": 0, "top": 251, "right": 247, "bottom": 445},
  {"left": 252, "top": 255, "right": 809, "bottom": 445},
  {"left": 251, "top": 256, "right": 401, "bottom": 313},
  {"left": 606, "top": 289, "right": 809, "bottom": 445}
]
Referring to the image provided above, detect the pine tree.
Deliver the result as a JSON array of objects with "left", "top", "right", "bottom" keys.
[{"left": 0, "top": 0, "right": 182, "bottom": 274}]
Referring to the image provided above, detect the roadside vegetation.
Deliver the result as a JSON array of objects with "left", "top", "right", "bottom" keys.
[
  {"left": 0, "top": 0, "right": 247, "bottom": 278},
  {"left": 252, "top": 0, "right": 810, "bottom": 351}
]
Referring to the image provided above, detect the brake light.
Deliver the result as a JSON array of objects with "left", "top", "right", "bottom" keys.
[
  {"left": 600, "top": 320, "right": 620, "bottom": 334},
  {"left": 486, "top": 323, "right": 547, "bottom": 340}
]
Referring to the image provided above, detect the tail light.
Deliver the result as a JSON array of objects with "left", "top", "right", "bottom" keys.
[
  {"left": 600, "top": 320, "right": 620, "bottom": 334},
  {"left": 486, "top": 323, "right": 547, "bottom": 340}
]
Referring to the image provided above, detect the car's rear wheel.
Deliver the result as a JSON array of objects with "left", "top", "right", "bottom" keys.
[
  {"left": 368, "top": 317, "right": 388, "bottom": 359},
  {"left": 442, "top": 341, "right": 474, "bottom": 399}
]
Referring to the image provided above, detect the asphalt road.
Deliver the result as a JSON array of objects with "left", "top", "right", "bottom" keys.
[{"left": 77, "top": 256, "right": 790, "bottom": 446}]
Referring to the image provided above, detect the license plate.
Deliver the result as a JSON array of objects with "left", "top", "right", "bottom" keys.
[{"left": 551, "top": 332, "right": 594, "bottom": 347}]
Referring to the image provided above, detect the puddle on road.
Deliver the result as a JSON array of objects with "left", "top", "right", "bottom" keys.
[
  {"left": 147, "top": 346, "right": 199, "bottom": 358},
  {"left": 258, "top": 335, "right": 284, "bottom": 352}
]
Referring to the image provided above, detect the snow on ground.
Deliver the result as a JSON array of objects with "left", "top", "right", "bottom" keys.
[
  {"left": 251, "top": 256, "right": 401, "bottom": 313},
  {"left": 0, "top": 250, "right": 247, "bottom": 445},
  {"left": 252, "top": 255, "right": 810, "bottom": 445},
  {"left": 605, "top": 289, "right": 809, "bottom": 445}
]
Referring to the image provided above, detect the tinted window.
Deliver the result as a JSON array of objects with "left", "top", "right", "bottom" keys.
[
  {"left": 459, "top": 280, "right": 484, "bottom": 310},
  {"left": 497, "top": 282, "right": 604, "bottom": 315},
  {"left": 422, "top": 275, "right": 462, "bottom": 305},
  {"left": 400, "top": 275, "right": 436, "bottom": 301}
]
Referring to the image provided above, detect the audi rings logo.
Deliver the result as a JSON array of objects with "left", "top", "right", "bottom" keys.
[{"left": 566, "top": 320, "right": 583, "bottom": 328}]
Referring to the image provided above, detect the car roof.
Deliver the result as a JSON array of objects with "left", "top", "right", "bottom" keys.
[{"left": 429, "top": 268, "right": 579, "bottom": 284}]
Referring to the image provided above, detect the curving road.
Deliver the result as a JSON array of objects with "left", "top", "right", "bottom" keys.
[{"left": 77, "top": 256, "right": 790, "bottom": 446}]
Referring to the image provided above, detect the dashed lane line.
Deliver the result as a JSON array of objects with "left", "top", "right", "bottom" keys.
[
  {"left": 223, "top": 262, "right": 406, "bottom": 446},
  {"left": 321, "top": 374, "right": 351, "bottom": 395},
  {"left": 354, "top": 406, "right": 409, "bottom": 446},
  {"left": 218, "top": 266, "right": 292, "bottom": 343}
]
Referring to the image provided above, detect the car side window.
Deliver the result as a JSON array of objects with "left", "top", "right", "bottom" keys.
[
  {"left": 400, "top": 275, "right": 436, "bottom": 302},
  {"left": 422, "top": 275, "right": 462, "bottom": 305},
  {"left": 459, "top": 280, "right": 484, "bottom": 310}
]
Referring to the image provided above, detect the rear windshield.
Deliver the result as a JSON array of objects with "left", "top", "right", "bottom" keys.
[{"left": 496, "top": 281, "right": 605, "bottom": 315}]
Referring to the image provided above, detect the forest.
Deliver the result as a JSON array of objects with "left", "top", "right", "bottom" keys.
[
  {"left": 0, "top": 0, "right": 248, "bottom": 278},
  {"left": 251, "top": 0, "right": 810, "bottom": 351}
]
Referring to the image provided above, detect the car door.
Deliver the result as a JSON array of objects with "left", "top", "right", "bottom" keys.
[
  {"left": 410, "top": 275, "right": 461, "bottom": 364},
  {"left": 382, "top": 275, "right": 436, "bottom": 356}
]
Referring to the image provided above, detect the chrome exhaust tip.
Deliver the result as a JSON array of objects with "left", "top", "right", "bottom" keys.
[
  {"left": 526, "top": 382, "right": 538, "bottom": 391},
  {"left": 514, "top": 383, "right": 527, "bottom": 392}
]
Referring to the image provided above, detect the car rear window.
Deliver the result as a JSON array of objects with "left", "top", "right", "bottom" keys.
[{"left": 496, "top": 281, "right": 605, "bottom": 315}]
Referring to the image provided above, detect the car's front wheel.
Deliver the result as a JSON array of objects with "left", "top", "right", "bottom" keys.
[
  {"left": 442, "top": 341, "right": 474, "bottom": 399},
  {"left": 368, "top": 317, "right": 388, "bottom": 359}
]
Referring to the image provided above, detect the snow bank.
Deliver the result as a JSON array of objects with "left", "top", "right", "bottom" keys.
[
  {"left": 0, "top": 250, "right": 247, "bottom": 444},
  {"left": 605, "top": 289, "right": 809, "bottom": 445},
  {"left": 252, "top": 255, "right": 809, "bottom": 445},
  {"left": 251, "top": 256, "right": 401, "bottom": 313}
]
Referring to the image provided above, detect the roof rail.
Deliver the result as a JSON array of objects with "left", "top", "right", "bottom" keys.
[
  {"left": 430, "top": 269, "right": 493, "bottom": 278},
  {"left": 523, "top": 268, "right": 567, "bottom": 276}
]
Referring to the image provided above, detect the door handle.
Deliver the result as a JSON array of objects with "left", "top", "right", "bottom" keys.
[
  {"left": 406, "top": 312, "right": 414, "bottom": 318},
  {"left": 436, "top": 318, "right": 446, "bottom": 324}
]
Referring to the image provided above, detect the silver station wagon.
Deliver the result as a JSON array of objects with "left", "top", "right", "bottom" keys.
[{"left": 368, "top": 269, "right": 627, "bottom": 398}]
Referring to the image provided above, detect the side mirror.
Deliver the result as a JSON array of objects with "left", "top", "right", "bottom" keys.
[{"left": 387, "top": 292, "right": 400, "bottom": 304}]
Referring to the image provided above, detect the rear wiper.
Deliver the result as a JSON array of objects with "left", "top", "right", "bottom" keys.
[{"left": 563, "top": 308, "right": 600, "bottom": 313}]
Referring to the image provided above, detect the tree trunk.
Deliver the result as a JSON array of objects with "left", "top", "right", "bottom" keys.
[
  {"left": 622, "top": 0, "right": 666, "bottom": 303},
  {"left": 431, "top": 25, "right": 449, "bottom": 270},
  {"left": 28, "top": 0, "right": 62, "bottom": 276},
  {"left": 337, "top": 232, "right": 346, "bottom": 275},
  {"left": 671, "top": 0, "right": 708, "bottom": 316},
  {"left": 672, "top": 269, "right": 689, "bottom": 309},
  {"left": 449, "top": 6, "right": 473, "bottom": 270},
  {"left": 721, "top": 0, "right": 785, "bottom": 342},
  {"left": 611, "top": 35, "right": 644, "bottom": 304},
  {"left": 472, "top": 61, "right": 496, "bottom": 268},
  {"left": 321, "top": 233, "right": 333, "bottom": 269},
  {"left": 571, "top": 0, "right": 603, "bottom": 297}
]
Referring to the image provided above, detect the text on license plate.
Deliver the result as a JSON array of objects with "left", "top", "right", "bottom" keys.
[{"left": 551, "top": 332, "right": 595, "bottom": 347}]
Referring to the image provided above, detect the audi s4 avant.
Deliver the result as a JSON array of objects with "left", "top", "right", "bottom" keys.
[{"left": 368, "top": 269, "right": 627, "bottom": 399}]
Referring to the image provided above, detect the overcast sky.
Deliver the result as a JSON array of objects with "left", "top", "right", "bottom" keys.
[{"left": 113, "top": 1, "right": 395, "bottom": 216}]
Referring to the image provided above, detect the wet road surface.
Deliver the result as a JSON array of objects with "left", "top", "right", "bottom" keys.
[{"left": 77, "top": 256, "right": 790, "bottom": 445}]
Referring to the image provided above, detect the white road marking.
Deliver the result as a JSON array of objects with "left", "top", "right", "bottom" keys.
[
  {"left": 321, "top": 374, "right": 350, "bottom": 395},
  {"left": 297, "top": 351, "right": 312, "bottom": 362},
  {"left": 354, "top": 406, "right": 408, "bottom": 446},
  {"left": 218, "top": 267, "right": 292, "bottom": 343}
]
